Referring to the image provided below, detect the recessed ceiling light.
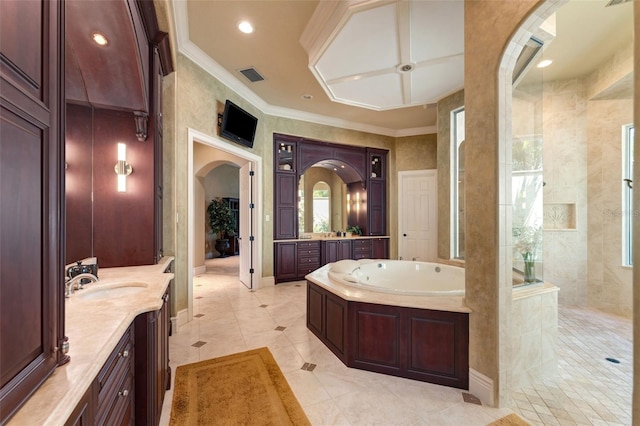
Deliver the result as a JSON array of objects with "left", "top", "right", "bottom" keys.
[
  {"left": 238, "top": 21, "right": 254, "bottom": 34},
  {"left": 302, "top": 94, "right": 313, "bottom": 100},
  {"left": 537, "top": 59, "right": 553, "bottom": 68},
  {"left": 91, "top": 33, "right": 108, "bottom": 46}
]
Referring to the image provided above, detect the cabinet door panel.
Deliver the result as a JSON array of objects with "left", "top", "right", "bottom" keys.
[{"left": 0, "top": 0, "right": 63, "bottom": 421}]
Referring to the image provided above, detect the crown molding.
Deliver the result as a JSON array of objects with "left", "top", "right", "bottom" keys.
[{"left": 172, "top": 0, "right": 432, "bottom": 138}]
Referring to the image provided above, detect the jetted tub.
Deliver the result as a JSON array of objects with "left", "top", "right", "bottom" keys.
[
  {"left": 305, "top": 259, "right": 470, "bottom": 389},
  {"left": 328, "top": 259, "right": 465, "bottom": 296}
]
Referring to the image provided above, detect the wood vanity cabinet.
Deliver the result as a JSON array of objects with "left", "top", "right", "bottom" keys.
[
  {"left": 297, "top": 241, "right": 322, "bottom": 277},
  {"left": 371, "top": 238, "right": 389, "bottom": 259},
  {"left": 135, "top": 288, "right": 171, "bottom": 425},
  {"left": 322, "top": 240, "right": 353, "bottom": 264},
  {"left": 95, "top": 326, "right": 135, "bottom": 425},
  {"left": 274, "top": 241, "right": 321, "bottom": 283},
  {"left": 366, "top": 148, "right": 387, "bottom": 236},
  {"left": 352, "top": 239, "right": 372, "bottom": 259}
]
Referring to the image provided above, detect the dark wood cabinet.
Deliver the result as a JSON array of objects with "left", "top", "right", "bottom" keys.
[
  {"left": 297, "top": 241, "right": 321, "bottom": 277},
  {"left": 96, "top": 327, "right": 135, "bottom": 426},
  {"left": 274, "top": 242, "right": 298, "bottom": 282},
  {"left": 307, "top": 281, "right": 469, "bottom": 389},
  {"left": 352, "top": 239, "right": 372, "bottom": 259},
  {"left": 274, "top": 238, "right": 388, "bottom": 282},
  {"left": 366, "top": 149, "right": 387, "bottom": 236},
  {"left": 306, "top": 283, "right": 348, "bottom": 361},
  {"left": 64, "top": 386, "right": 93, "bottom": 426},
  {"left": 0, "top": 0, "right": 66, "bottom": 423},
  {"left": 371, "top": 238, "right": 389, "bottom": 259},
  {"left": 322, "top": 240, "right": 353, "bottom": 264},
  {"left": 272, "top": 134, "right": 387, "bottom": 241},
  {"left": 134, "top": 288, "right": 171, "bottom": 425},
  {"left": 224, "top": 198, "right": 240, "bottom": 255}
]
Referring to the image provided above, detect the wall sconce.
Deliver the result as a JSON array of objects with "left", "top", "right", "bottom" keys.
[{"left": 114, "top": 143, "right": 132, "bottom": 192}]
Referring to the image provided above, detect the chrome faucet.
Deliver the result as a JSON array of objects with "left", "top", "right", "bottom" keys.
[{"left": 65, "top": 273, "right": 98, "bottom": 297}]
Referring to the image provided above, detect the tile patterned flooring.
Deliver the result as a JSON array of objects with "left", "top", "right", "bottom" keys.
[{"left": 159, "top": 257, "right": 632, "bottom": 425}]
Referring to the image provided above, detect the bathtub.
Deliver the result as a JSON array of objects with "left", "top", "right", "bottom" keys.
[
  {"left": 305, "top": 259, "right": 470, "bottom": 389},
  {"left": 328, "top": 259, "right": 465, "bottom": 296}
]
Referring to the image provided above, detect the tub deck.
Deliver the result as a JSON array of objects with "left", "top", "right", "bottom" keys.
[{"left": 306, "top": 265, "right": 470, "bottom": 389}]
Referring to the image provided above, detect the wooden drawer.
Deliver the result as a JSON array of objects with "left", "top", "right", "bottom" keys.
[
  {"left": 353, "top": 239, "right": 372, "bottom": 259},
  {"left": 96, "top": 327, "right": 133, "bottom": 423},
  {"left": 97, "top": 371, "right": 134, "bottom": 426},
  {"left": 297, "top": 241, "right": 321, "bottom": 256}
]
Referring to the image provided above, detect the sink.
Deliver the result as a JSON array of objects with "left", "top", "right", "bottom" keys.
[{"left": 77, "top": 282, "right": 149, "bottom": 300}]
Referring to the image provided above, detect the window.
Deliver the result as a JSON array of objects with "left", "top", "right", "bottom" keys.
[
  {"left": 451, "top": 107, "right": 465, "bottom": 259},
  {"left": 623, "top": 125, "right": 634, "bottom": 266},
  {"left": 312, "top": 182, "right": 330, "bottom": 233}
]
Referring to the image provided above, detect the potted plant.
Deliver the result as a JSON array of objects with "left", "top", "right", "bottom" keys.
[
  {"left": 346, "top": 224, "right": 362, "bottom": 236},
  {"left": 207, "top": 198, "right": 235, "bottom": 257}
]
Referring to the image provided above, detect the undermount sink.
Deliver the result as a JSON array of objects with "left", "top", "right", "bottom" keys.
[{"left": 77, "top": 282, "right": 149, "bottom": 300}]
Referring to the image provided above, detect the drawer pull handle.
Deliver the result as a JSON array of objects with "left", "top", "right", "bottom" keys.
[
  {"left": 119, "top": 389, "right": 129, "bottom": 397},
  {"left": 118, "top": 350, "right": 129, "bottom": 358}
]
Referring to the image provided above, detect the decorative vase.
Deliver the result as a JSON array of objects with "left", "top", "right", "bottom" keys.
[
  {"left": 215, "top": 239, "right": 230, "bottom": 258},
  {"left": 524, "top": 260, "right": 535, "bottom": 283}
]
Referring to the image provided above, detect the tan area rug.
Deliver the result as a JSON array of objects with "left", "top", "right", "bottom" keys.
[
  {"left": 170, "top": 347, "right": 310, "bottom": 425},
  {"left": 488, "top": 413, "right": 530, "bottom": 425}
]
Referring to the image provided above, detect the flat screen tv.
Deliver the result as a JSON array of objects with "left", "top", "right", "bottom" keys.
[{"left": 220, "top": 100, "right": 258, "bottom": 148}]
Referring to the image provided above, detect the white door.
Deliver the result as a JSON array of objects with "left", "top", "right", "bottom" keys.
[
  {"left": 239, "top": 162, "right": 254, "bottom": 289},
  {"left": 398, "top": 170, "right": 437, "bottom": 262}
]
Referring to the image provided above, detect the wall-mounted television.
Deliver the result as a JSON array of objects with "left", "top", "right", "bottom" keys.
[{"left": 220, "top": 99, "right": 258, "bottom": 148}]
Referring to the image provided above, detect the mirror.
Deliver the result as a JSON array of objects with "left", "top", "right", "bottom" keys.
[{"left": 298, "top": 167, "right": 348, "bottom": 234}]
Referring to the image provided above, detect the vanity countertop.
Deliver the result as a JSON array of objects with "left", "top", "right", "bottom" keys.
[{"left": 7, "top": 257, "right": 174, "bottom": 426}]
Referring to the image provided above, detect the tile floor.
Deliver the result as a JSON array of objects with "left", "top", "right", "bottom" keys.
[{"left": 159, "top": 257, "right": 632, "bottom": 425}]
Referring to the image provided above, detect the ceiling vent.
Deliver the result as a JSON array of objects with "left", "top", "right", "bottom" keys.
[{"left": 238, "top": 67, "right": 265, "bottom": 83}]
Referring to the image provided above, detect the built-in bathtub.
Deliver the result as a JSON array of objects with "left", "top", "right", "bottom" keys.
[
  {"left": 329, "top": 259, "right": 465, "bottom": 297},
  {"left": 306, "top": 259, "right": 470, "bottom": 389}
]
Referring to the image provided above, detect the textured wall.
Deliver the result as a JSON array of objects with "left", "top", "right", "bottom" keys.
[
  {"left": 587, "top": 98, "right": 633, "bottom": 317},
  {"left": 541, "top": 79, "right": 588, "bottom": 306}
]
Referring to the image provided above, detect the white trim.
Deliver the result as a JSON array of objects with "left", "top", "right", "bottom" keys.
[
  {"left": 187, "top": 128, "right": 264, "bottom": 321},
  {"left": 193, "top": 265, "right": 206, "bottom": 276},
  {"left": 469, "top": 368, "right": 494, "bottom": 407},
  {"left": 171, "top": 0, "right": 434, "bottom": 138},
  {"left": 261, "top": 276, "right": 276, "bottom": 287},
  {"left": 176, "top": 308, "right": 190, "bottom": 330}
]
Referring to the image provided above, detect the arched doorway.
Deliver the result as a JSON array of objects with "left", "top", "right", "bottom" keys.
[{"left": 187, "top": 128, "right": 263, "bottom": 322}]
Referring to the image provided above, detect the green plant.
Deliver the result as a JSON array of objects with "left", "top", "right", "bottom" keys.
[
  {"left": 207, "top": 198, "right": 234, "bottom": 240},
  {"left": 346, "top": 224, "right": 362, "bottom": 236}
]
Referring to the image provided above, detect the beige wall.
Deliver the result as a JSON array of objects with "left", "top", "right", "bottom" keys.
[
  {"left": 587, "top": 98, "right": 633, "bottom": 317},
  {"left": 540, "top": 79, "right": 589, "bottom": 306}
]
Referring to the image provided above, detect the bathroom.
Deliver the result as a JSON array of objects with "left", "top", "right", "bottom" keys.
[{"left": 1, "top": 0, "right": 636, "bottom": 423}]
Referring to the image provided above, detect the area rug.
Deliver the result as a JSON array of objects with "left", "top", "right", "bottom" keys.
[
  {"left": 488, "top": 413, "right": 530, "bottom": 425},
  {"left": 170, "top": 347, "right": 310, "bottom": 425}
]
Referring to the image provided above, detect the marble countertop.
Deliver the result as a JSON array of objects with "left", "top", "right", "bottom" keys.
[{"left": 8, "top": 257, "right": 175, "bottom": 426}]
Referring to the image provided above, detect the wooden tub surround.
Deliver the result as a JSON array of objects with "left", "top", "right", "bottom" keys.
[{"left": 305, "top": 267, "right": 470, "bottom": 389}]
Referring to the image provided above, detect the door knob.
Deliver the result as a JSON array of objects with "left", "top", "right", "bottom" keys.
[{"left": 403, "top": 233, "right": 407, "bottom": 237}]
